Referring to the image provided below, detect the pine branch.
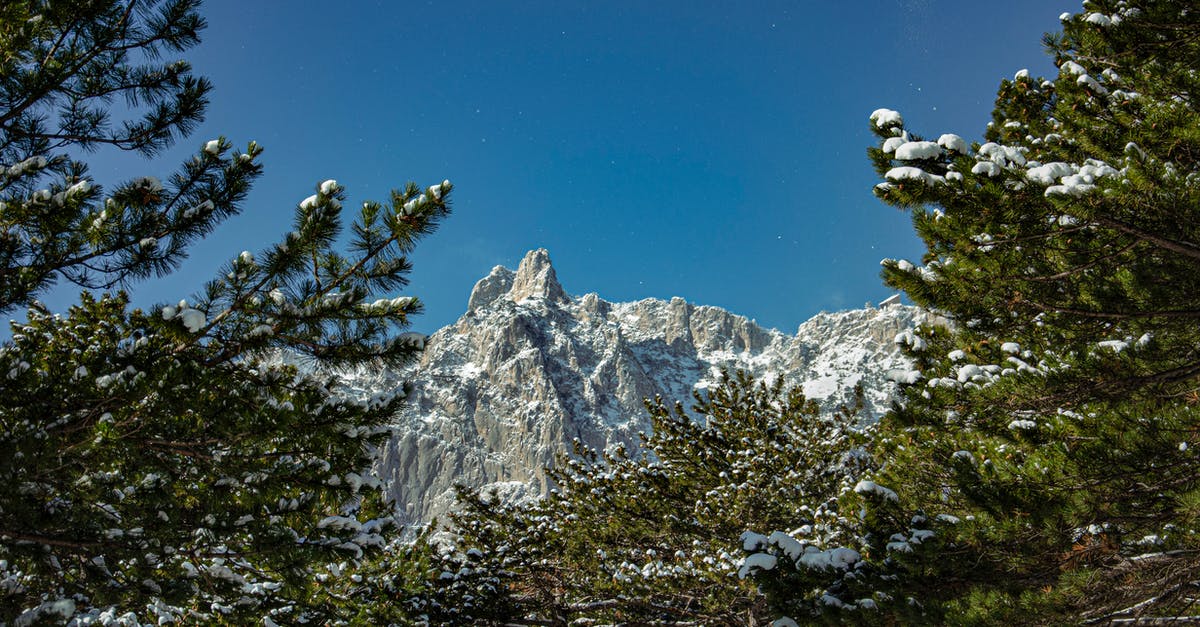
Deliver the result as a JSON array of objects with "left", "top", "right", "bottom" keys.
[{"left": 1091, "top": 215, "right": 1200, "bottom": 263}]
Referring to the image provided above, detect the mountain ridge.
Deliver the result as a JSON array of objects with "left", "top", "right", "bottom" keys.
[{"left": 355, "top": 249, "right": 926, "bottom": 527}]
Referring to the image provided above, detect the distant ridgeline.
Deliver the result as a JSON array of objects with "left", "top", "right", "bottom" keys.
[{"left": 333, "top": 249, "right": 929, "bottom": 527}]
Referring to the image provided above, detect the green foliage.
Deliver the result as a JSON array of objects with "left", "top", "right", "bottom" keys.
[
  {"left": 0, "top": 1, "right": 449, "bottom": 623},
  {"left": 764, "top": 0, "right": 1200, "bottom": 623},
  {"left": 421, "top": 372, "right": 875, "bottom": 625}
]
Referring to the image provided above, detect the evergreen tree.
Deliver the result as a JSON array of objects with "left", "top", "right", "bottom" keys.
[
  {"left": 746, "top": 1, "right": 1200, "bottom": 623},
  {"left": 420, "top": 372, "right": 874, "bottom": 625},
  {"left": 0, "top": 1, "right": 450, "bottom": 623}
]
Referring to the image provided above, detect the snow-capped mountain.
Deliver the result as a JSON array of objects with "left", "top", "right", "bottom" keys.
[{"left": 360, "top": 249, "right": 927, "bottom": 527}]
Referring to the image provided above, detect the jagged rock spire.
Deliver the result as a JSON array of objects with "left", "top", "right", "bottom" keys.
[
  {"left": 507, "top": 248, "right": 568, "bottom": 305},
  {"left": 467, "top": 265, "right": 515, "bottom": 312}
]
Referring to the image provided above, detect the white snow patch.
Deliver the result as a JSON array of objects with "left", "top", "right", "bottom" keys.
[
  {"left": 937, "top": 134, "right": 969, "bottom": 154},
  {"left": 895, "top": 141, "right": 942, "bottom": 160},
  {"left": 870, "top": 108, "right": 903, "bottom": 129},
  {"left": 738, "top": 552, "right": 777, "bottom": 578},
  {"left": 886, "top": 166, "right": 944, "bottom": 186},
  {"left": 178, "top": 308, "right": 205, "bottom": 333},
  {"left": 854, "top": 480, "right": 898, "bottom": 502}
]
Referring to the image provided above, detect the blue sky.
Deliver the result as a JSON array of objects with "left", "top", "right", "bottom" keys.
[{"left": 68, "top": 0, "right": 1078, "bottom": 334}]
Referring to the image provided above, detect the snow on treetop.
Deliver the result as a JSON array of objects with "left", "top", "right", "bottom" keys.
[
  {"left": 869, "top": 108, "right": 903, "bottom": 129},
  {"left": 937, "top": 134, "right": 969, "bottom": 154},
  {"left": 320, "top": 179, "right": 338, "bottom": 195},
  {"left": 428, "top": 179, "right": 451, "bottom": 199},
  {"left": 203, "top": 139, "right": 220, "bottom": 155},
  {"left": 894, "top": 141, "right": 941, "bottom": 160}
]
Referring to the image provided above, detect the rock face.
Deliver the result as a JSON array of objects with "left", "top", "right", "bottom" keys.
[{"left": 367, "top": 249, "right": 927, "bottom": 527}]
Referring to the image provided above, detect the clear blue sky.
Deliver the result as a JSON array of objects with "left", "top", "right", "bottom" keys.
[{"left": 65, "top": 0, "right": 1078, "bottom": 334}]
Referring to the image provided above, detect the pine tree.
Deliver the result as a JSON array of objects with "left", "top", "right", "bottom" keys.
[
  {"left": 751, "top": 1, "right": 1200, "bottom": 623},
  {"left": 0, "top": 2, "right": 450, "bottom": 623},
  {"left": 420, "top": 372, "right": 874, "bottom": 625}
]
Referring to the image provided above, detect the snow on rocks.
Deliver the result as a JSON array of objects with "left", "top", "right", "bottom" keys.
[{"left": 370, "top": 257, "right": 930, "bottom": 526}]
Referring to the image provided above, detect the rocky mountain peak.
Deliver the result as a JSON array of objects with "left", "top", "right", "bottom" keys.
[
  {"left": 364, "top": 249, "right": 930, "bottom": 528},
  {"left": 507, "top": 248, "right": 568, "bottom": 305},
  {"left": 467, "top": 265, "right": 515, "bottom": 312}
]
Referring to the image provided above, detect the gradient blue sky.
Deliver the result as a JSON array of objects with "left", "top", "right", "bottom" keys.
[{"left": 66, "top": 0, "right": 1078, "bottom": 334}]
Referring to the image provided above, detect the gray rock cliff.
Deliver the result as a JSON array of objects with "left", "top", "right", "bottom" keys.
[{"left": 354, "top": 250, "right": 928, "bottom": 527}]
